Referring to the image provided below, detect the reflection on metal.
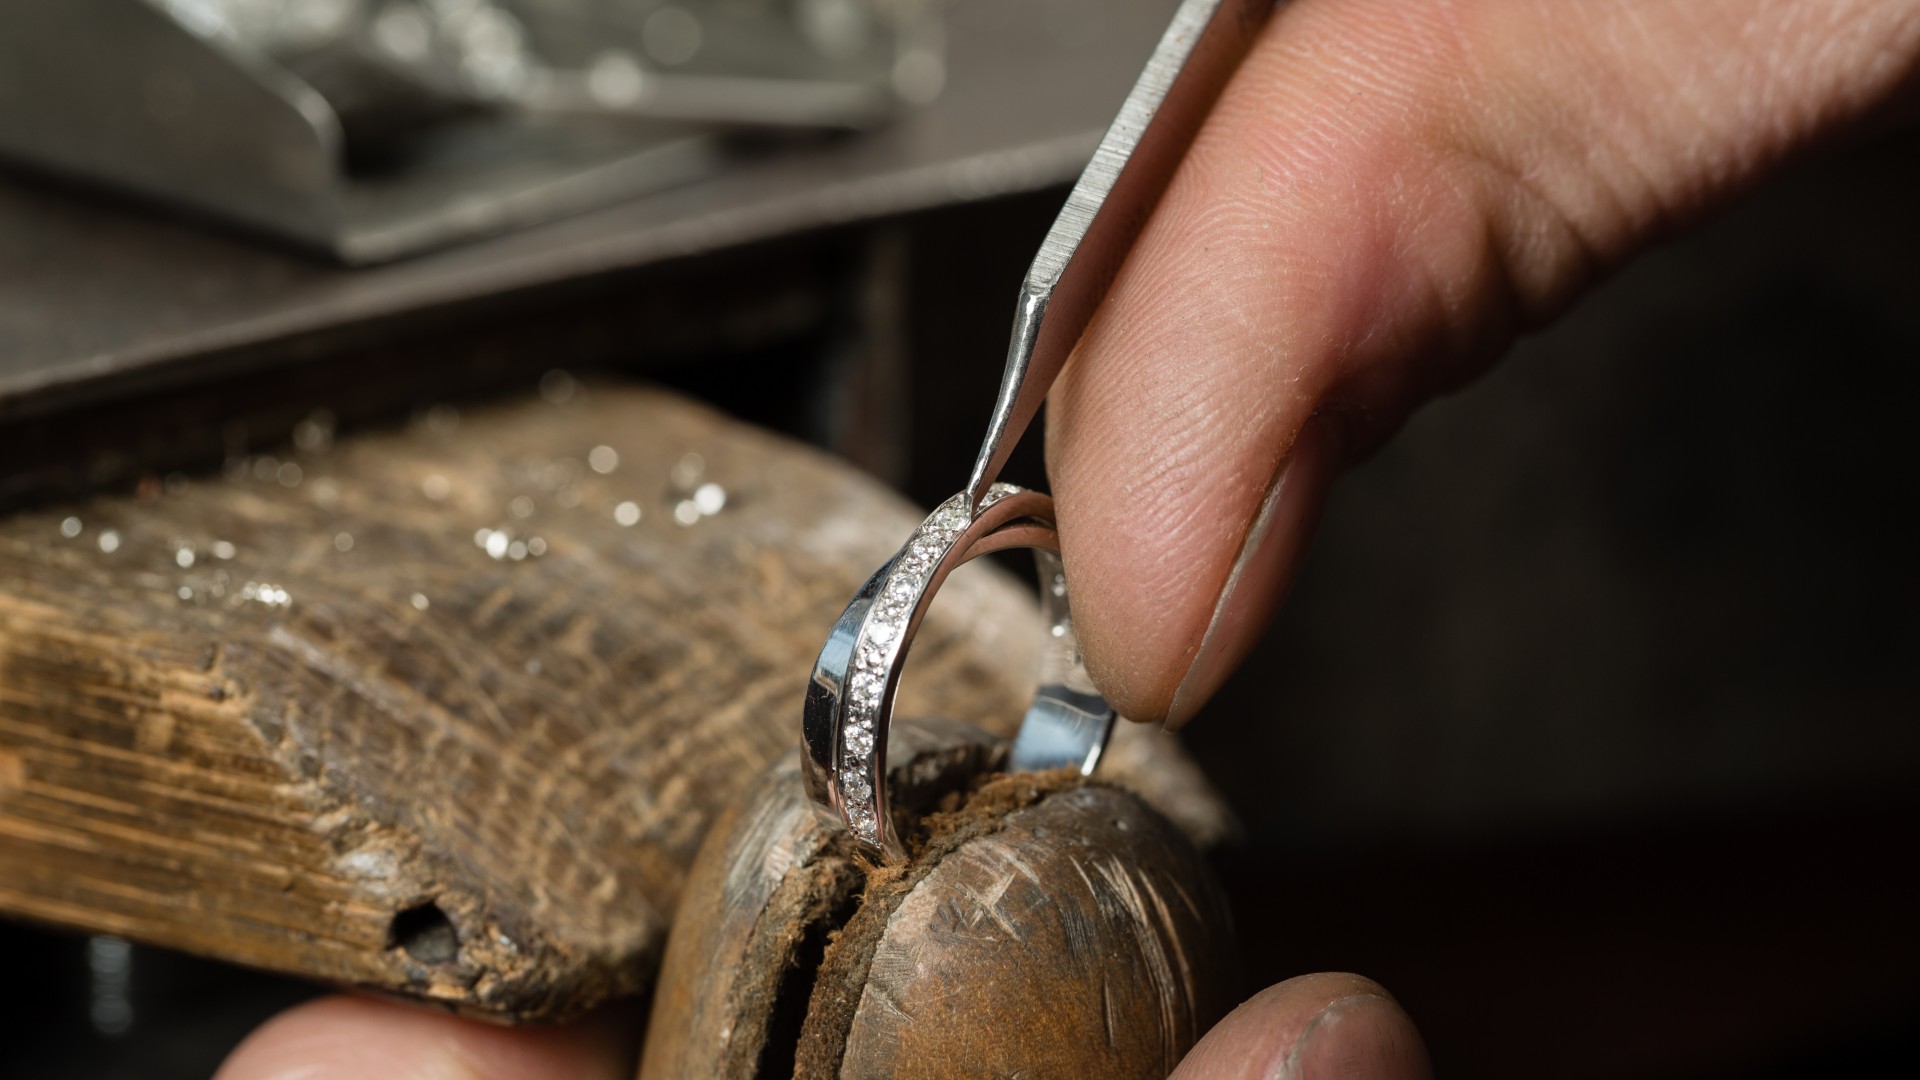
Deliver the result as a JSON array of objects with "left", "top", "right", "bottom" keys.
[
  {"left": 86, "top": 936, "right": 135, "bottom": 1038},
  {"left": 0, "top": 0, "right": 939, "bottom": 262},
  {"left": 0, "top": 0, "right": 1187, "bottom": 418}
]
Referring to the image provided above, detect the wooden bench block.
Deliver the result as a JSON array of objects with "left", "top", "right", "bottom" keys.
[{"left": 0, "top": 383, "right": 1225, "bottom": 1021}]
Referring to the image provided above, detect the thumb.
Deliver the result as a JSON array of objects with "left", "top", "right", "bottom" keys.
[
  {"left": 1048, "top": 0, "right": 1920, "bottom": 726},
  {"left": 1172, "top": 973, "right": 1431, "bottom": 1080}
]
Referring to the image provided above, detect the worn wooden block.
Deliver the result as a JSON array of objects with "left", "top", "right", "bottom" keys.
[
  {"left": 0, "top": 383, "right": 1226, "bottom": 1021},
  {"left": 641, "top": 718, "right": 1237, "bottom": 1079}
]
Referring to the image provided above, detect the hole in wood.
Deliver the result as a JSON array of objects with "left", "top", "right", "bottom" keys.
[{"left": 388, "top": 901, "right": 459, "bottom": 966}]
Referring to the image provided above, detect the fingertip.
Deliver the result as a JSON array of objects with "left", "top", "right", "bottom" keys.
[
  {"left": 1162, "top": 413, "right": 1339, "bottom": 730},
  {"left": 1050, "top": 0, "right": 1920, "bottom": 730},
  {"left": 1173, "top": 973, "right": 1431, "bottom": 1080},
  {"left": 1055, "top": 407, "right": 1337, "bottom": 729},
  {"left": 215, "top": 994, "right": 635, "bottom": 1080}
]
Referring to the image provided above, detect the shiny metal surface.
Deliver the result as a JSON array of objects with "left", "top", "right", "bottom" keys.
[
  {"left": 0, "top": 1, "right": 933, "bottom": 263},
  {"left": 800, "top": 0, "right": 1275, "bottom": 856},
  {"left": 964, "top": 0, "right": 1279, "bottom": 507},
  {"left": 0, "top": 0, "right": 728, "bottom": 264},
  {"left": 802, "top": 484, "right": 1111, "bottom": 861},
  {"left": 0, "top": 0, "right": 1188, "bottom": 420}
]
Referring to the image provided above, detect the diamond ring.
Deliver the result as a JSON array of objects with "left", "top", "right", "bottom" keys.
[
  {"left": 800, "top": 483, "right": 1115, "bottom": 861},
  {"left": 798, "top": 0, "right": 1274, "bottom": 860}
]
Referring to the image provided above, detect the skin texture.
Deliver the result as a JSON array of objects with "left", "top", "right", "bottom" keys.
[
  {"left": 213, "top": 997, "right": 634, "bottom": 1080},
  {"left": 220, "top": 976, "right": 1426, "bottom": 1080},
  {"left": 1048, "top": 0, "right": 1920, "bottom": 726},
  {"left": 216, "top": 0, "right": 1920, "bottom": 1074},
  {"left": 1169, "top": 974, "right": 1429, "bottom": 1080}
]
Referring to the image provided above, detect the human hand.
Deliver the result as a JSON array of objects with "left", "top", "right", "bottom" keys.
[
  {"left": 216, "top": 973, "right": 1428, "bottom": 1079},
  {"left": 1047, "top": 0, "right": 1920, "bottom": 727},
  {"left": 216, "top": 2, "right": 1918, "bottom": 1076}
]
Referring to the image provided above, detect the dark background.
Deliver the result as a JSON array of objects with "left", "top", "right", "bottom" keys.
[
  {"left": 4, "top": 123, "right": 1917, "bottom": 1080},
  {"left": 903, "top": 127, "right": 1920, "bottom": 1077}
]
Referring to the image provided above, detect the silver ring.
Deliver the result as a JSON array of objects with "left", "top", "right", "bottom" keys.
[{"left": 802, "top": 483, "right": 1115, "bottom": 861}]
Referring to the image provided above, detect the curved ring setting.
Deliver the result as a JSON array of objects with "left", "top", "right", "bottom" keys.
[
  {"left": 802, "top": 483, "right": 1115, "bottom": 861},
  {"left": 798, "top": 0, "right": 1276, "bottom": 862}
]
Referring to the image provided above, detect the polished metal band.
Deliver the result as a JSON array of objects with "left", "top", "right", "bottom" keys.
[
  {"left": 800, "top": 484, "right": 1115, "bottom": 861},
  {"left": 798, "top": 0, "right": 1274, "bottom": 862}
]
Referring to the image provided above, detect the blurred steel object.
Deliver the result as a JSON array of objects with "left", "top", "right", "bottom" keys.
[
  {"left": 162, "top": 0, "right": 930, "bottom": 130},
  {"left": 0, "top": 0, "right": 1189, "bottom": 418},
  {"left": 511, "top": 0, "right": 936, "bottom": 129},
  {"left": 0, "top": 0, "right": 935, "bottom": 262}
]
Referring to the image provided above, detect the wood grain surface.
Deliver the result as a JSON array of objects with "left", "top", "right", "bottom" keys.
[
  {"left": 641, "top": 718, "right": 1236, "bottom": 1079},
  {"left": 829, "top": 779, "right": 1235, "bottom": 1079},
  {"left": 0, "top": 383, "right": 1224, "bottom": 1021}
]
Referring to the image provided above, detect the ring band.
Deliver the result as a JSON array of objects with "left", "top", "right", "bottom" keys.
[{"left": 801, "top": 483, "right": 1116, "bottom": 861}]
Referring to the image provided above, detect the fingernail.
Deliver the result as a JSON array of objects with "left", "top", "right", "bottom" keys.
[
  {"left": 1166, "top": 416, "right": 1338, "bottom": 730},
  {"left": 1273, "top": 993, "right": 1430, "bottom": 1080}
]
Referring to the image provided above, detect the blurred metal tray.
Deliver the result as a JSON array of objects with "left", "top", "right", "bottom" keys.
[
  {"left": 0, "top": 0, "right": 934, "bottom": 264},
  {"left": 0, "top": 0, "right": 1182, "bottom": 421}
]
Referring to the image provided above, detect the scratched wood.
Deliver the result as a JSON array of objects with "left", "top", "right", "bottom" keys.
[
  {"left": 641, "top": 718, "right": 1236, "bottom": 1079},
  {"left": 0, "top": 383, "right": 1226, "bottom": 1021},
  {"left": 829, "top": 780, "right": 1235, "bottom": 1078}
]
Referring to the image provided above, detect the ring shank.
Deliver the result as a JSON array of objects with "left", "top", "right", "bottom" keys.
[{"left": 800, "top": 486, "right": 1114, "bottom": 860}]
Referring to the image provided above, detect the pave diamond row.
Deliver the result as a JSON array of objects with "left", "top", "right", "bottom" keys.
[{"left": 836, "top": 484, "right": 1020, "bottom": 843}]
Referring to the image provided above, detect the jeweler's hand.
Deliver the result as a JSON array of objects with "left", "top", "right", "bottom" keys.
[
  {"left": 1047, "top": 0, "right": 1920, "bottom": 728},
  {"left": 213, "top": 4, "right": 1914, "bottom": 1077},
  {"left": 214, "top": 973, "right": 1428, "bottom": 1079}
]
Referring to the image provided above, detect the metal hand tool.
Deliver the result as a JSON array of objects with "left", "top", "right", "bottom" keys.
[
  {"left": 805, "top": 0, "right": 1280, "bottom": 860},
  {"left": 966, "top": 0, "right": 1280, "bottom": 509}
]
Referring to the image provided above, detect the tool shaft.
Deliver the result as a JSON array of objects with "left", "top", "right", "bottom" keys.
[{"left": 965, "top": 0, "right": 1279, "bottom": 508}]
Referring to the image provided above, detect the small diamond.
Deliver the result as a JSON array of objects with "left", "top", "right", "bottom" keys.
[
  {"left": 847, "top": 805, "right": 876, "bottom": 837},
  {"left": 846, "top": 728, "right": 873, "bottom": 755},
  {"left": 868, "top": 621, "right": 896, "bottom": 644},
  {"left": 841, "top": 770, "right": 872, "bottom": 800}
]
